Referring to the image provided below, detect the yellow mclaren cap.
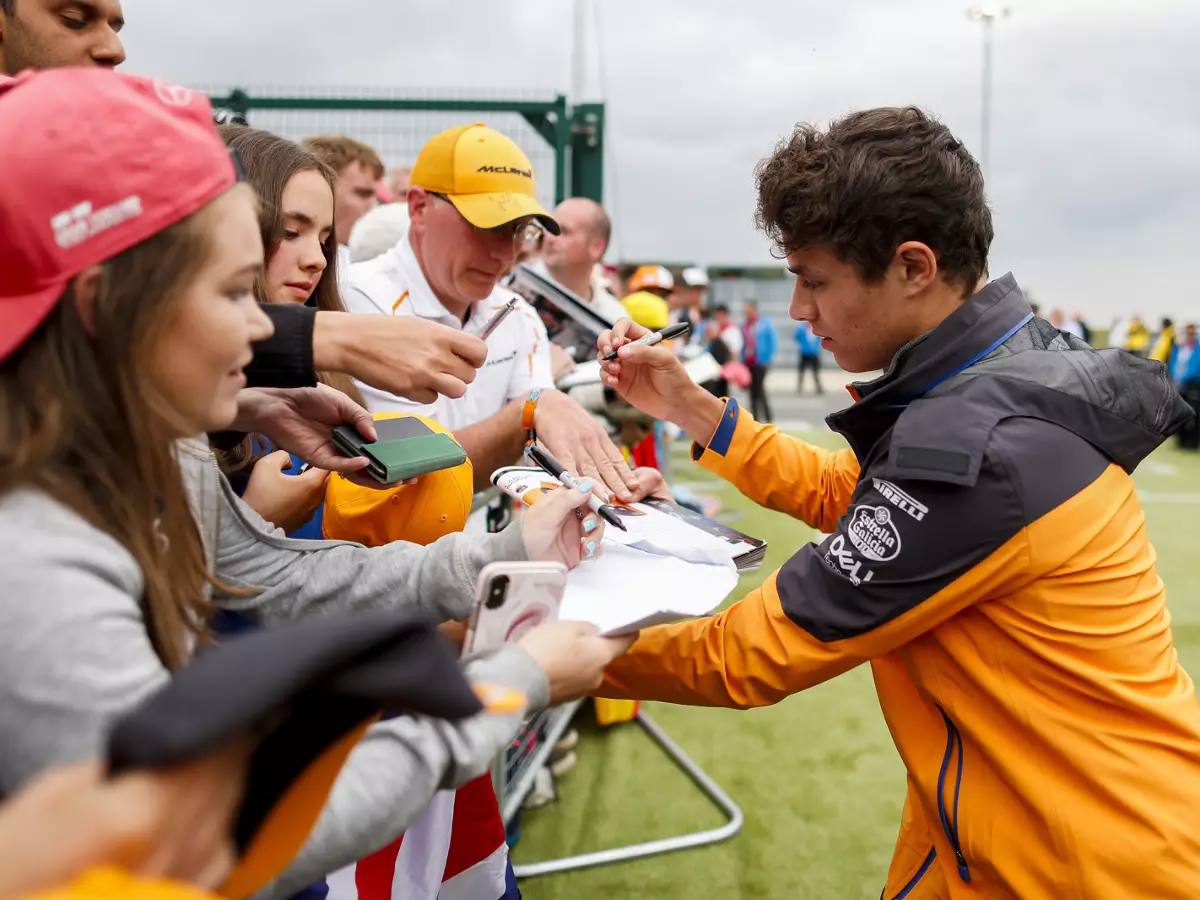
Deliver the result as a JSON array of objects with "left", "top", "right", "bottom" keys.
[
  {"left": 411, "top": 124, "right": 560, "bottom": 235},
  {"left": 322, "top": 413, "right": 474, "bottom": 548}
]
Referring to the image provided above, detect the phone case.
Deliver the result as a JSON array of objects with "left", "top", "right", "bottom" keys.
[
  {"left": 333, "top": 421, "right": 468, "bottom": 484},
  {"left": 464, "top": 562, "right": 568, "bottom": 654}
]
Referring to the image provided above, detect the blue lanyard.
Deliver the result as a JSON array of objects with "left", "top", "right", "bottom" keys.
[{"left": 891, "top": 312, "right": 1034, "bottom": 409}]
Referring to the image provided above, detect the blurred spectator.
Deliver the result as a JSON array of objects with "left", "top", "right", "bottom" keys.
[
  {"left": 626, "top": 264, "right": 674, "bottom": 298},
  {"left": 673, "top": 267, "right": 709, "bottom": 320},
  {"left": 600, "top": 263, "right": 625, "bottom": 300},
  {"left": 741, "top": 300, "right": 777, "bottom": 423},
  {"left": 1060, "top": 309, "right": 1089, "bottom": 340},
  {"left": 301, "top": 134, "right": 384, "bottom": 254},
  {"left": 700, "top": 318, "right": 732, "bottom": 397},
  {"left": 1073, "top": 310, "right": 1092, "bottom": 345},
  {"left": 388, "top": 165, "right": 412, "bottom": 202},
  {"left": 538, "top": 197, "right": 626, "bottom": 322},
  {"left": 794, "top": 321, "right": 823, "bottom": 394},
  {"left": 671, "top": 267, "right": 709, "bottom": 349},
  {"left": 1170, "top": 323, "right": 1200, "bottom": 450},
  {"left": 348, "top": 202, "right": 411, "bottom": 263},
  {"left": 1108, "top": 316, "right": 1129, "bottom": 351},
  {"left": 623, "top": 265, "right": 675, "bottom": 334},
  {"left": 1124, "top": 315, "right": 1151, "bottom": 357},
  {"left": 712, "top": 304, "right": 743, "bottom": 358},
  {"left": 0, "top": 0, "right": 126, "bottom": 72},
  {"left": 1150, "top": 317, "right": 1176, "bottom": 364}
]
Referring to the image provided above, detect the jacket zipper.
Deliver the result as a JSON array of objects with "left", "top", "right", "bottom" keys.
[
  {"left": 937, "top": 708, "right": 971, "bottom": 883},
  {"left": 887, "top": 848, "right": 937, "bottom": 900}
]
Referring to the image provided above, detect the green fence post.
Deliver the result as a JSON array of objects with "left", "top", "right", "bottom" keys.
[
  {"left": 570, "top": 102, "right": 605, "bottom": 203},
  {"left": 553, "top": 95, "right": 570, "bottom": 206}
]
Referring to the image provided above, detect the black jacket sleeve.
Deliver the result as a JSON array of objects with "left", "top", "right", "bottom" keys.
[{"left": 246, "top": 304, "right": 318, "bottom": 389}]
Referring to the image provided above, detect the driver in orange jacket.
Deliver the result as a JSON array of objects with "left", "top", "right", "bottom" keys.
[{"left": 595, "top": 107, "right": 1200, "bottom": 899}]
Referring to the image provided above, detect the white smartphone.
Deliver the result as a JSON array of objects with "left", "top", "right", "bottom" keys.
[{"left": 463, "top": 561, "right": 568, "bottom": 655}]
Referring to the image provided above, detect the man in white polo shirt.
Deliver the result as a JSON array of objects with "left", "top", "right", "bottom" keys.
[
  {"left": 343, "top": 123, "right": 641, "bottom": 501},
  {"left": 335, "top": 123, "right": 645, "bottom": 900}
]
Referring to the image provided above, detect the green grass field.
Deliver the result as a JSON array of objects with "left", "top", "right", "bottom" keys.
[{"left": 513, "top": 430, "right": 1200, "bottom": 899}]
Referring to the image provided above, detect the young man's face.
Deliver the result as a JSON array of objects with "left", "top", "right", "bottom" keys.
[
  {"left": 332, "top": 160, "right": 378, "bottom": 246},
  {"left": 787, "top": 245, "right": 925, "bottom": 373},
  {"left": 0, "top": 0, "right": 126, "bottom": 74}
]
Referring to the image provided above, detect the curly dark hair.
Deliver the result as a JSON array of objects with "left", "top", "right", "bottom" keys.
[{"left": 755, "top": 107, "right": 993, "bottom": 293}]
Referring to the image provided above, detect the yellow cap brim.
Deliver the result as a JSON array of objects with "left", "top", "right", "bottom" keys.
[{"left": 446, "top": 191, "right": 561, "bottom": 235}]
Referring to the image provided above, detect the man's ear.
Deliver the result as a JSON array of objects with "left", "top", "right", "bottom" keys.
[
  {"left": 591, "top": 236, "right": 611, "bottom": 265},
  {"left": 406, "top": 187, "right": 430, "bottom": 232},
  {"left": 893, "top": 241, "right": 939, "bottom": 296},
  {"left": 72, "top": 266, "right": 105, "bottom": 334}
]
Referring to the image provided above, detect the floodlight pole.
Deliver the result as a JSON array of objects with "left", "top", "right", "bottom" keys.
[
  {"left": 968, "top": 5, "right": 1010, "bottom": 177},
  {"left": 572, "top": 0, "right": 588, "bottom": 102}
]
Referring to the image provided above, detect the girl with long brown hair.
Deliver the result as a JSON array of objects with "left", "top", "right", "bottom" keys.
[
  {"left": 216, "top": 125, "right": 365, "bottom": 534},
  {"left": 0, "top": 69, "right": 631, "bottom": 898}
]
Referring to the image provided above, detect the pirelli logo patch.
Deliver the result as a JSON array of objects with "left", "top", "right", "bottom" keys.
[{"left": 872, "top": 478, "right": 928, "bottom": 522}]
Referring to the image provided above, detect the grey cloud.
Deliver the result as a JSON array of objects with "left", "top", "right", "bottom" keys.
[{"left": 122, "top": 0, "right": 1200, "bottom": 320}]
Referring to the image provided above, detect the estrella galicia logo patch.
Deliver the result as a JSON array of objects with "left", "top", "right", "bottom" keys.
[{"left": 846, "top": 506, "right": 902, "bottom": 562}]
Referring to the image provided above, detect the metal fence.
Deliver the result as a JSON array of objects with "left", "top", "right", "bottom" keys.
[{"left": 200, "top": 85, "right": 605, "bottom": 207}]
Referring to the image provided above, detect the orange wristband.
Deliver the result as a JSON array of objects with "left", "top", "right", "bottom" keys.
[{"left": 522, "top": 388, "right": 543, "bottom": 440}]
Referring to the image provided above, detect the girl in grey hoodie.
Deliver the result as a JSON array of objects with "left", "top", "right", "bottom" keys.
[{"left": 0, "top": 69, "right": 629, "bottom": 899}]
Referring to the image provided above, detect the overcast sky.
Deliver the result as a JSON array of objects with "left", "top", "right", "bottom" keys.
[{"left": 123, "top": 0, "right": 1199, "bottom": 322}]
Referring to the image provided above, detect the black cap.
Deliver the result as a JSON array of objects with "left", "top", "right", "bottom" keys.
[{"left": 107, "top": 610, "right": 492, "bottom": 900}]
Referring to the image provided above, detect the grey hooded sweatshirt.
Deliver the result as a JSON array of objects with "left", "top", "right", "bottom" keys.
[{"left": 0, "top": 438, "right": 549, "bottom": 899}]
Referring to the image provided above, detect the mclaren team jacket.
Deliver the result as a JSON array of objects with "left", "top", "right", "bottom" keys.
[{"left": 601, "top": 274, "right": 1200, "bottom": 899}]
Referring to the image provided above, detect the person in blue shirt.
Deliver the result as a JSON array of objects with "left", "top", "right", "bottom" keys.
[
  {"left": 740, "top": 300, "right": 777, "bottom": 422},
  {"left": 794, "top": 320, "right": 823, "bottom": 394},
  {"left": 1170, "top": 322, "right": 1200, "bottom": 450}
]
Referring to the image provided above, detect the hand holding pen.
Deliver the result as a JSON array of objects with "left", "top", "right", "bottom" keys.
[
  {"left": 526, "top": 442, "right": 629, "bottom": 533},
  {"left": 601, "top": 322, "right": 690, "bottom": 361}
]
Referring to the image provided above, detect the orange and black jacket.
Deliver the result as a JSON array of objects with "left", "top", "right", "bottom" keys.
[{"left": 601, "top": 274, "right": 1200, "bottom": 899}]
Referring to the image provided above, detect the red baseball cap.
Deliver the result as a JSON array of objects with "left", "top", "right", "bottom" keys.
[{"left": 0, "top": 68, "right": 239, "bottom": 363}]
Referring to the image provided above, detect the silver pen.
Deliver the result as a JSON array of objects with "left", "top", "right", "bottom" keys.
[{"left": 473, "top": 298, "right": 519, "bottom": 339}]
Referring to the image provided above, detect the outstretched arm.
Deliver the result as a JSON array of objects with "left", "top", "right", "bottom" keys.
[{"left": 599, "top": 319, "right": 858, "bottom": 530}]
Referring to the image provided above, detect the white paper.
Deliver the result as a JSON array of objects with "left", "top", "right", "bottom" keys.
[
  {"left": 603, "top": 503, "right": 742, "bottom": 567},
  {"left": 560, "top": 544, "right": 738, "bottom": 635},
  {"left": 491, "top": 465, "right": 743, "bottom": 635}
]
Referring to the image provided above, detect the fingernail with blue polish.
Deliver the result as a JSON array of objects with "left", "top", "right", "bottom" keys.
[
  {"left": 583, "top": 517, "right": 597, "bottom": 534},
  {"left": 585, "top": 540, "right": 597, "bottom": 559},
  {"left": 578, "top": 480, "right": 594, "bottom": 493}
]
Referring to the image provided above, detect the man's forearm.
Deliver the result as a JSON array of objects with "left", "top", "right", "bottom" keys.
[
  {"left": 311, "top": 311, "right": 352, "bottom": 374},
  {"left": 454, "top": 400, "right": 526, "bottom": 492},
  {"left": 670, "top": 386, "right": 727, "bottom": 449}
]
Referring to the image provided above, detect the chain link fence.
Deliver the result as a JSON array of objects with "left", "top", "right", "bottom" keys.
[{"left": 199, "top": 85, "right": 606, "bottom": 212}]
